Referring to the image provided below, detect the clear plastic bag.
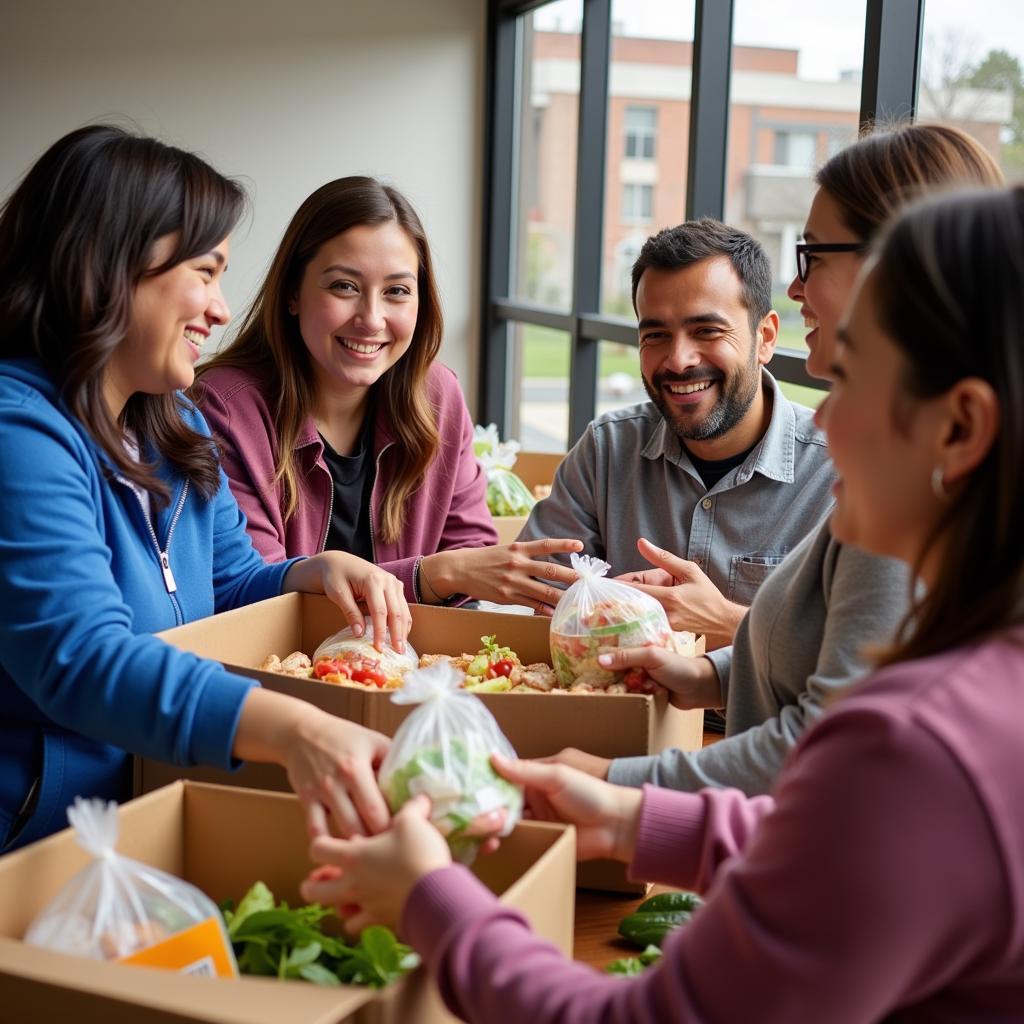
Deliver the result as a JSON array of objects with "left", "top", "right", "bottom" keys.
[
  {"left": 549, "top": 552, "right": 674, "bottom": 691},
  {"left": 24, "top": 797, "right": 237, "bottom": 976},
  {"left": 377, "top": 661, "right": 524, "bottom": 864},
  {"left": 312, "top": 616, "right": 419, "bottom": 688},
  {"left": 478, "top": 448, "right": 536, "bottom": 518}
]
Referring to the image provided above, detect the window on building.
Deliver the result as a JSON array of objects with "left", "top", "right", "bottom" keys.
[
  {"left": 622, "top": 183, "right": 653, "bottom": 222},
  {"left": 773, "top": 130, "right": 817, "bottom": 170},
  {"left": 624, "top": 105, "right": 657, "bottom": 159}
]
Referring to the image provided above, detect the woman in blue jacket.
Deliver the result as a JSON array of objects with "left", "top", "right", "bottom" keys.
[{"left": 0, "top": 125, "right": 411, "bottom": 851}]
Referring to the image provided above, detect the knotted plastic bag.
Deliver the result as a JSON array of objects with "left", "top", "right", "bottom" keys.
[
  {"left": 24, "top": 797, "right": 237, "bottom": 976},
  {"left": 478, "top": 447, "right": 536, "bottom": 518},
  {"left": 549, "top": 552, "right": 674, "bottom": 691},
  {"left": 312, "top": 616, "right": 419, "bottom": 688},
  {"left": 377, "top": 660, "right": 524, "bottom": 864}
]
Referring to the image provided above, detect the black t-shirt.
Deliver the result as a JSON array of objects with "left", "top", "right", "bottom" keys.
[
  {"left": 686, "top": 442, "right": 757, "bottom": 491},
  {"left": 320, "top": 412, "right": 376, "bottom": 561}
]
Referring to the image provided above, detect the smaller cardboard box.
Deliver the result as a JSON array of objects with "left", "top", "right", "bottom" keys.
[
  {"left": 0, "top": 781, "right": 575, "bottom": 1024},
  {"left": 490, "top": 450, "right": 563, "bottom": 544},
  {"left": 145, "top": 594, "right": 703, "bottom": 892}
]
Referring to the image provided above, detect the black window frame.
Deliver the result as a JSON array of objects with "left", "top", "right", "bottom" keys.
[{"left": 482, "top": 0, "right": 926, "bottom": 446}]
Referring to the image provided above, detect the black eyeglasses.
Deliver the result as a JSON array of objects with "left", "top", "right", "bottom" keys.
[{"left": 795, "top": 242, "right": 866, "bottom": 282}]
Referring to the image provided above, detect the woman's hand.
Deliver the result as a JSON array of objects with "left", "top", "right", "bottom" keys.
[
  {"left": 619, "top": 537, "right": 745, "bottom": 648},
  {"left": 492, "top": 755, "right": 642, "bottom": 862},
  {"left": 419, "top": 538, "right": 583, "bottom": 613},
  {"left": 544, "top": 747, "right": 613, "bottom": 780},
  {"left": 283, "top": 551, "right": 411, "bottom": 651},
  {"left": 597, "top": 647, "right": 723, "bottom": 710},
  {"left": 301, "top": 795, "right": 454, "bottom": 933},
  {"left": 233, "top": 689, "right": 392, "bottom": 839}
]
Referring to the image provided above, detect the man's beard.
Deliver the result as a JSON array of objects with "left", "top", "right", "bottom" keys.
[{"left": 643, "top": 352, "right": 761, "bottom": 443}]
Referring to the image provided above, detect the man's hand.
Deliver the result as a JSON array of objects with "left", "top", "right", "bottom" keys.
[{"left": 619, "top": 537, "right": 746, "bottom": 648}]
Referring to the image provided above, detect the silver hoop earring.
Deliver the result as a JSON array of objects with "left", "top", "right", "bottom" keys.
[{"left": 931, "top": 465, "right": 948, "bottom": 500}]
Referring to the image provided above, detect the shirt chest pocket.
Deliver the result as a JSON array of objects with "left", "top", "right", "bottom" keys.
[{"left": 728, "top": 553, "right": 786, "bottom": 606}]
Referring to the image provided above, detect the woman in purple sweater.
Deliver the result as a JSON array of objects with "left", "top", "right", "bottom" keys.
[
  {"left": 196, "top": 178, "right": 579, "bottom": 607},
  {"left": 302, "top": 187, "right": 1024, "bottom": 1021}
]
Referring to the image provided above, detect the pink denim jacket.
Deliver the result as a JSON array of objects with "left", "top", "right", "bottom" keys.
[{"left": 197, "top": 362, "right": 497, "bottom": 601}]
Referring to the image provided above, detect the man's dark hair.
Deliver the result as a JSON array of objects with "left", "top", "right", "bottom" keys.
[{"left": 630, "top": 217, "right": 772, "bottom": 329}]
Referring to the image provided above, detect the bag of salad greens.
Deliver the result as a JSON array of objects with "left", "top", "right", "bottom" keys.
[
  {"left": 478, "top": 447, "right": 536, "bottom": 518},
  {"left": 377, "top": 661, "right": 523, "bottom": 864},
  {"left": 549, "top": 552, "right": 674, "bottom": 692}
]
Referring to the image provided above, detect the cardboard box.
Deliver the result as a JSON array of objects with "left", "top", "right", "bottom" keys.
[
  {"left": 143, "top": 594, "right": 703, "bottom": 892},
  {"left": 0, "top": 781, "right": 575, "bottom": 1024},
  {"left": 490, "top": 450, "right": 563, "bottom": 544}
]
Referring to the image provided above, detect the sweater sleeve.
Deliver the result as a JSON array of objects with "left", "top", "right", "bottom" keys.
[
  {"left": 0, "top": 401, "right": 257, "bottom": 770},
  {"left": 199, "top": 376, "right": 290, "bottom": 563},
  {"left": 401, "top": 703, "right": 1006, "bottom": 1024},
  {"left": 609, "top": 544, "right": 908, "bottom": 795}
]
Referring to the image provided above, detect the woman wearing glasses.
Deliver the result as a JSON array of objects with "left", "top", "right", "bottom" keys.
[{"left": 552, "top": 122, "right": 1002, "bottom": 796}]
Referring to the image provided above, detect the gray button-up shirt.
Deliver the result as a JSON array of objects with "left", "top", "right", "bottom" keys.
[{"left": 519, "top": 371, "right": 835, "bottom": 606}]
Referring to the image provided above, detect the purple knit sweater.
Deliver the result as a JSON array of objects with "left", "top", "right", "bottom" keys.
[
  {"left": 402, "top": 628, "right": 1024, "bottom": 1022},
  {"left": 198, "top": 361, "right": 497, "bottom": 601}
]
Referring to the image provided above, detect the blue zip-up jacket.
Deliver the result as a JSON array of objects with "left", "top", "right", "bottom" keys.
[{"left": 0, "top": 358, "right": 301, "bottom": 850}]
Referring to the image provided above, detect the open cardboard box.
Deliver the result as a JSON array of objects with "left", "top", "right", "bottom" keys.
[
  {"left": 143, "top": 594, "right": 703, "bottom": 891},
  {"left": 0, "top": 781, "right": 575, "bottom": 1024},
  {"left": 490, "top": 450, "right": 563, "bottom": 544}
]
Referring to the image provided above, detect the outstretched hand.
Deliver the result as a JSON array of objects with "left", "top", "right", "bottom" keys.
[
  {"left": 421, "top": 538, "right": 583, "bottom": 613},
  {"left": 618, "top": 537, "right": 745, "bottom": 647},
  {"left": 492, "top": 754, "right": 642, "bottom": 862}
]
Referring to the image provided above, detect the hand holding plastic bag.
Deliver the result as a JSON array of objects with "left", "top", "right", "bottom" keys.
[
  {"left": 313, "top": 616, "right": 419, "bottom": 687},
  {"left": 25, "top": 797, "right": 237, "bottom": 976},
  {"left": 550, "top": 553, "right": 674, "bottom": 691},
  {"left": 377, "top": 661, "right": 524, "bottom": 863}
]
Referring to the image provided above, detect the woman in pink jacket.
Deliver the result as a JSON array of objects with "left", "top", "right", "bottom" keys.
[
  {"left": 196, "top": 177, "right": 578, "bottom": 606},
  {"left": 303, "top": 186, "right": 1024, "bottom": 1022}
]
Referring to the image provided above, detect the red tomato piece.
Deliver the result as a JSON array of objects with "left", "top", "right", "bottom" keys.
[
  {"left": 486, "top": 658, "right": 515, "bottom": 679},
  {"left": 351, "top": 665, "right": 388, "bottom": 688}
]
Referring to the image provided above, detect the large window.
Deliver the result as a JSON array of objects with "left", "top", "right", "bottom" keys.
[
  {"left": 726, "top": 0, "right": 868, "bottom": 410},
  {"left": 484, "top": 0, "right": 930, "bottom": 446},
  {"left": 918, "top": 0, "right": 1024, "bottom": 183}
]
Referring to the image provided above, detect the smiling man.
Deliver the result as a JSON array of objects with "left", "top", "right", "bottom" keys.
[{"left": 519, "top": 219, "right": 835, "bottom": 647}]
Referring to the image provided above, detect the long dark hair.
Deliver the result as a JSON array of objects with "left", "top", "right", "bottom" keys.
[
  {"left": 196, "top": 176, "right": 443, "bottom": 544},
  {"left": 0, "top": 125, "right": 246, "bottom": 502},
  {"left": 871, "top": 187, "right": 1024, "bottom": 665}
]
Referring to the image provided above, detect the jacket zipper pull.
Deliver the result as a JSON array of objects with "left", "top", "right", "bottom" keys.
[{"left": 159, "top": 551, "right": 178, "bottom": 593}]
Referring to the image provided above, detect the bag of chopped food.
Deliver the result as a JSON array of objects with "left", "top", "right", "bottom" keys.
[
  {"left": 550, "top": 552, "right": 674, "bottom": 692},
  {"left": 24, "top": 797, "right": 237, "bottom": 977},
  {"left": 478, "top": 447, "right": 536, "bottom": 518},
  {"left": 472, "top": 422, "right": 519, "bottom": 460},
  {"left": 377, "top": 660, "right": 524, "bottom": 864},
  {"left": 311, "top": 616, "right": 418, "bottom": 689}
]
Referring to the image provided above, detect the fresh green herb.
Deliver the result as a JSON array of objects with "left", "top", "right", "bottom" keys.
[
  {"left": 606, "top": 944, "right": 662, "bottom": 975},
  {"left": 221, "top": 882, "right": 419, "bottom": 988}
]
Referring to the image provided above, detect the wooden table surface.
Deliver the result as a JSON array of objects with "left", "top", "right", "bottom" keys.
[{"left": 572, "top": 727, "right": 721, "bottom": 968}]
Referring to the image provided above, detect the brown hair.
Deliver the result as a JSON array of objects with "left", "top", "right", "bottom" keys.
[
  {"left": 0, "top": 125, "right": 245, "bottom": 503},
  {"left": 197, "top": 177, "right": 442, "bottom": 544},
  {"left": 870, "top": 187, "right": 1024, "bottom": 666},
  {"left": 816, "top": 122, "right": 1004, "bottom": 242}
]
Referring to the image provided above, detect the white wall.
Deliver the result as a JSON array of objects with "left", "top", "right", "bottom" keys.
[{"left": 0, "top": 0, "right": 486, "bottom": 407}]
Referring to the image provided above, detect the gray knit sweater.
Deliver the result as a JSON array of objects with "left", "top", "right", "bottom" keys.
[{"left": 607, "top": 518, "right": 911, "bottom": 795}]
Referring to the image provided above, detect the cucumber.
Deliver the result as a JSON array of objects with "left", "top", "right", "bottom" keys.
[
  {"left": 617, "top": 891, "right": 703, "bottom": 948},
  {"left": 636, "top": 891, "right": 702, "bottom": 915}
]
